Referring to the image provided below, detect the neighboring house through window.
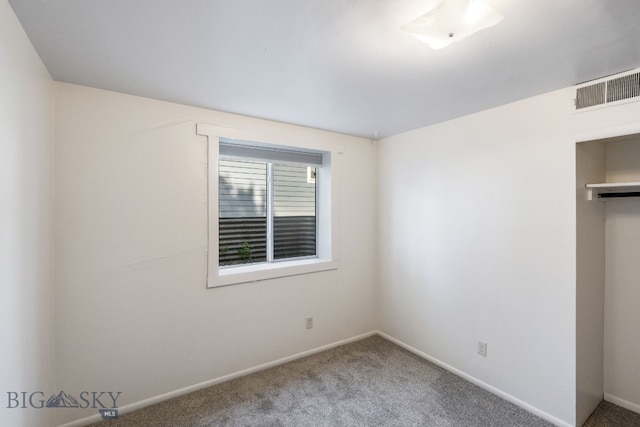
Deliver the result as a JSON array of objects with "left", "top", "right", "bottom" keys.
[{"left": 218, "top": 141, "right": 319, "bottom": 266}]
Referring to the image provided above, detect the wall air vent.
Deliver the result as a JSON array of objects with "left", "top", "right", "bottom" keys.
[
  {"left": 576, "top": 82, "right": 606, "bottom": 109},
  {"left": 575, "top": 70, "right": 640, "bottom": 110}
]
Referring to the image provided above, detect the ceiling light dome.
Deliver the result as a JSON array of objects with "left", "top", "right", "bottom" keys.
[{"left": 402, "top": 0, "right": 503, "bottom": 50}]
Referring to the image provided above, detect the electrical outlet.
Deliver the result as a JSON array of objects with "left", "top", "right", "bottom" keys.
[
  {"left": 306, "top": 317, "right": 313, "bottom": 329},
  {"left": 477, "top": 341, "right": 487, "bottom": 357}
]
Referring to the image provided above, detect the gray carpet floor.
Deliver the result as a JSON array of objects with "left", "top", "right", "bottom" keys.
[
  {"left": 87, "top": 335, "right": 634, "bottom": 426},
  {"left": 583, "top": 400, "right": 640, "bottom": 427}
]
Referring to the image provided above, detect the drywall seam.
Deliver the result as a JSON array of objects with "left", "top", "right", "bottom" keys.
[{"left": 122, "top": 247, "right": 205, "bottom": 269}]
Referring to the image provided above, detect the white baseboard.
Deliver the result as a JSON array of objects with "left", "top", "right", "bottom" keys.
[
  {"left": 57, "top": 331, "right": 377, "bottom": 427},
  {"left": 376, "top": 331, "right": 573, "bottom": 427},
  {"left": 59, "top": 331, "right": 576, "bottom": 427},
  {"left": 604, "top": 393, "right": 640, "bottom": 415}
]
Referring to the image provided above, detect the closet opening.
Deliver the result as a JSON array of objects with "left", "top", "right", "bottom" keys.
[{"left": 576, "top": 132, "right": 640, "bottom": 425}]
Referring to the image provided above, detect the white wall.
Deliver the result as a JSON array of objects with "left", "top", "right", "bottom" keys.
[
  {"left": 575, "top": 140, "right": 605, "bottom": 426},
  {"left": 603, "top": 137, "right": 640, "bottom": 412},
  {"left": 53, "top": 83, "right": 378, "bottom": 425},
  {"left": 6, "top": 5, "right": 639, "bottom": 423},
  {"left": 378, "top": 89, "right": 640, "bottom": 426},
  {"left": 0, "top": 2, "right": 55, "bottom": 427}
]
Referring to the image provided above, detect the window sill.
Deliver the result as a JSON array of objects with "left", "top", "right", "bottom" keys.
[{"left": 209, "top": 258, "right": 338, "bottom": 288}]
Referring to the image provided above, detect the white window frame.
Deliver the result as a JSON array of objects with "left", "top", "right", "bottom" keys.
[{"left": 196, "top": 123, "right": 340, "bottom": 288}]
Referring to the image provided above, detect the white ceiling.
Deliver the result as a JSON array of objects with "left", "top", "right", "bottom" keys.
[{"left": 9, "top": 0, "right": 640, "bottom": 139}]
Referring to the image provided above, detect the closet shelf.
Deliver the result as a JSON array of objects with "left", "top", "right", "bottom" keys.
[{"left": 586, "top": 182, "right": 640, "bottom": 200}]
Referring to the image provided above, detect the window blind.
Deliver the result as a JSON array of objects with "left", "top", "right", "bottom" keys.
[{"left": 219, "top": 139, "right": 323, "bottom": 166}]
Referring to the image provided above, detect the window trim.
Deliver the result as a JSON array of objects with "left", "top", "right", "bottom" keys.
[{"left": 196, "top": 123, "right": 340, "bottom": 288}]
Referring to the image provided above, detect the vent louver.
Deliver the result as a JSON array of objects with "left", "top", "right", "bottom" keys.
[
  {"left": 606, "top": 73, "right": 640, "bottom": 103},
  {"left": 576, "top": 71, "right": 640, "bottom": 110},
  {"left": 576, "top": 82, "right": 606, "bottom": 109}
]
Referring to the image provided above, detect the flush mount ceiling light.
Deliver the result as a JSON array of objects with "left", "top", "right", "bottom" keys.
[{"left": 402, "top": 0, "right": 503, "bottom": 50}]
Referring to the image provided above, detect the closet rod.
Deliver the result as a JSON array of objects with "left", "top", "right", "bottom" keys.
[{"left": 599, "top": 192, "right": 640, "bottom": 199}]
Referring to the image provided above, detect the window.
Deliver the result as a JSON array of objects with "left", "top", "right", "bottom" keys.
[
  {"left": 218, "top": 146, "right": 319, "bottom": 266},
  {"left": 196, "top": 123, "right": 339, "bottom": 288}
]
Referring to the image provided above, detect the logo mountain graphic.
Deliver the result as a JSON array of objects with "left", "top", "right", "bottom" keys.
[{"left": 45, "top": 391, "right": 80, "bottom": 408}]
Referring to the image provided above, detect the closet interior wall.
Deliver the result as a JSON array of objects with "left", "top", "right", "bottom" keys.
[
  {"left": 602, "top": 137, "right": 640, "bottom": 412},
  {"left": 576, "top": 140, "right": 606, "bottom": 425}
]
